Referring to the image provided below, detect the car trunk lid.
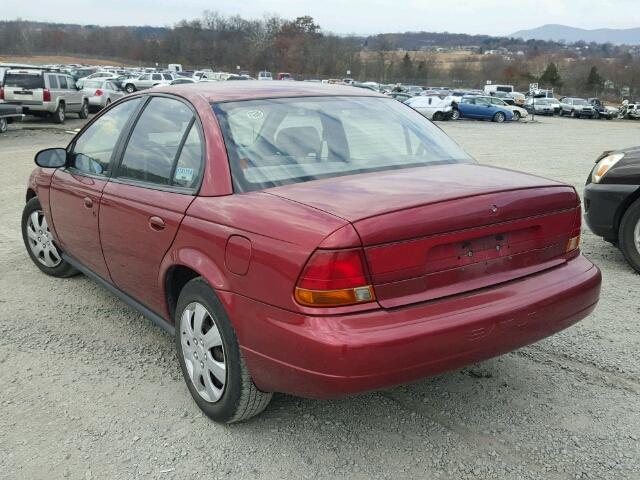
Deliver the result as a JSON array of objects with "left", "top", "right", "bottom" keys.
[{"left": 268, "top": 164, "right": 580, "bottom": 308}]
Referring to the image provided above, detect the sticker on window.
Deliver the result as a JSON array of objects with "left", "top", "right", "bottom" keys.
[
  {"left": 246, "top": 109, "right": 264, "bottom": 120},
  {"left": 174, "top": 167, "right": 194, "bottom": 183}
]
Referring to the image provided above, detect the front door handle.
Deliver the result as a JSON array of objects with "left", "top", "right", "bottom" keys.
[
  {"left": 149, "top": 216, "right": 166, "bottom": 231},
  {"left": 83, "top": 197, "right": 93, "bottom": 208}
]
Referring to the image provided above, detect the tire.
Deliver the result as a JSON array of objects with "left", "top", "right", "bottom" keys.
[
  {"left": 78, "top": 100, "right": 89, "bottom": 119},
  {"left": 493, "top": 112, "right": 506, "bottom": 123},
  {"left": 432, "top": 111, "right": 443, "bottom": 121},
  {"left": 559, "top": 109, "right": 564, "bottom": 116},
  {"left": 512, "top": 111, "right": 521, "bottom": 121},
  {"left": 125, "top": 84, "right": 136, "bottom": 94},
  {"left": 0, "top": 118, "right": 7, "bottom": 133},
  {"left": 570, "top": 109, "right": 577, "bottom": 118},
  {"left": 52, "top": 102, "right": 66, "bottom": 124},
  {"left": 619, "top": 199, "right": 640, "bottom": 273},
  {"left": 175, "top": 278, "right": 272, "bottom": 423},
  {"left": 451, "top": 108, "right": 460, "bottom": 120},
  {"left": 21, "top": 197, "right": 78, "bottom": 278},
  {"left": 593, "top": 111, "right": 599, "bottom": 120}
]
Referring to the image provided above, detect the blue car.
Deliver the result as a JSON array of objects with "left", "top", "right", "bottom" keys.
[{"left": 452, "top": 95, "right": 513, "bottom": 122}]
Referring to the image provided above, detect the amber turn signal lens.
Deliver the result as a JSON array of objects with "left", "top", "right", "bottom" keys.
[
  {"left": 566, "top": 235, "right": 580, "bottom": 253},
  {"left": 295, "top": 285, "right": 375, "bottom": 307}
]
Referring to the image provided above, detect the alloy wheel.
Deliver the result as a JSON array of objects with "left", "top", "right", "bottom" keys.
[
  {"left": 25, "top": 210, "right": 62, "bottom": 267},
  {"left": 635, "top": 219, "right": 640, "bottom": 254},
  {"left": 180, "top": 302, "right": 227, "bottom": 403}
]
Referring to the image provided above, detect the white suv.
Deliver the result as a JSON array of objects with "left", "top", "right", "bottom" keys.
[
  {"left": 2, "top": 69, "right": 89, "bottom": 123},
  {"left": 123, "top": 73, "right": 175, "bottom": 93}
]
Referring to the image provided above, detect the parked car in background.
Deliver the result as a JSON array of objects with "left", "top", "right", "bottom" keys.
[
  {"left": 452, "top": 95, "right": 514, "bottom": 122},
  {"left": 405, "top": 95, "right": 452, "bottom": 120},
  {"left": 166, "top": 78, "right": 198, "bottom": 86},
  {"left": 22, "top": 82, "right": 600, "bottom": 423},
  {"left": 123, "top": 73, "right": 175, "bottom": 93},
  {"left": 0, "top": 103, "right": 23, "bottom": 133},
  {"left": 483, "top": 83, "right": 514, "bottom": 95},
  {"left": 620, "top": 103, "right": 640, "bottom": 120},
  {"left": 559, "top": 97, "right": 595, "bottom": 118},
  {"left": 524, "top": 98, "right": 555, "bottom": 115},
  {"left": 3, "top": 68, "right": 88, "bottom": 123},
  {"left": 69, "top": 67, "right": 98, "bottom": 81},
  {"left": 112, "top": 74, "right": 137, "bottom": 90},
  {"left": 486, "top": 96, "right": 528, "bottom": 121},
  {"left": 387, "top": 92, "right": 413, "bottom": 102},
  {"left": 76, "top": 71, "right": 117, "bottom": 89},
  {"left": 588, "top": 98, "right": 618, "bottom": 120},
  {"left": 277, "top": 72, "right": 292, "bottom": 80},
  {"left": 404, "top": 85, "right": 424, "bottom": 96},
  {"left": 81, "top": 79, "right": 124, "bottom": 112},
  {"left": 584, "top": 147, "right": 640, "bottom": 272},
  {"left": 258, "top": 71, "right": 273, "bottom": 81}
]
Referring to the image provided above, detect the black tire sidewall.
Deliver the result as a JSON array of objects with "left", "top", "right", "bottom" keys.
[
  {"left": 0, "top": 118, "right": 7, "bottom": 133},
  {"left": 495, "top": 112, "right": 505, "bottom": 123},
  {"left": 619, "top": 200, "right": 640, "bottom": 273},
  {"left": 54, "top": 103, "right": 65, "bottom": 124},
  {"left": 79, "top": 101, "right": 89, "bottom": 119},
  {"left": 175, "top": 278, "right": 244, "bottom": 422},
  {"left": 22, "top": 197, "right": 76, "bottom": 277}
]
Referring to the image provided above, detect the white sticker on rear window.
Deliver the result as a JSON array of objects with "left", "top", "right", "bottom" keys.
[
  {"left": 246, "top": 109, "right": 264, "bottom": 120},
  {"left": 174, "top": 167, "right": 194, "bottom": 183}
]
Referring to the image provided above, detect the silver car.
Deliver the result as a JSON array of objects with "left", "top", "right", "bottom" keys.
[
  {"left": 81, "top": 79, "right": 124, "bottom": 111},
  {"left": 2, "top": 68, "right": 88, "bottom": 123},
  {"left": 123, "top": 72, "right": 175, "bottom": 93}
]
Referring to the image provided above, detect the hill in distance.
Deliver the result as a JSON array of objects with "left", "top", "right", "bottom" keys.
[{"left": 510, "top": 24, "right": 640, "bottom": 45}]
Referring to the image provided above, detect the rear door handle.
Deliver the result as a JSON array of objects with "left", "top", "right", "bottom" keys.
[
  {"left": 83, "top": 197, "right": 93, "bottom": 208},
  {"left": 149, "top": 216, "right": 166, "bottom": 231}
]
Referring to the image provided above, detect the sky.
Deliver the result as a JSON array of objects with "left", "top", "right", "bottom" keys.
[{"left": 2, "top": 0, "right": 638, "bottom": 36}]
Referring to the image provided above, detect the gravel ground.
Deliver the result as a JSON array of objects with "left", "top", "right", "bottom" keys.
[{"left": 0, "top": 115, "right": 639, "bottom": 480}]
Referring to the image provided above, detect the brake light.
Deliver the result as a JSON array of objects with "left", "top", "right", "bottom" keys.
[
  {"left": 43, "top": 89, "right": 51, "bottom": 101},
  {"left": 0, "top": 87, "right": 4, "bottom": 100},
  {"left": 95, "top": 89, "right": 103, "bottom": 96},
  {"left": 295, "top": 249, "right": 375, "bottom": 307}
]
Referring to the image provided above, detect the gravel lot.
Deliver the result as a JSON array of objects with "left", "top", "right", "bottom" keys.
[{"left": 1, "top": 115, "right": 639, "bottom": 480}]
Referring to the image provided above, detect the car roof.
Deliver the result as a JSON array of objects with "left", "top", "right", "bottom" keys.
[{"left": 151, "top": 80, "right": 385, "bottom": 102}]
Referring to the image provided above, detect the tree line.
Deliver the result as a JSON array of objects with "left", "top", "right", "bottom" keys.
[{"left": 1, "top": 14, "right": 639, "bottom": 99}]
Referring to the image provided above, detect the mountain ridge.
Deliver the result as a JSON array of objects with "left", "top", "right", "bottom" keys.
[{"left": 510, "top": 24, "right": 640, "bottom": 45}]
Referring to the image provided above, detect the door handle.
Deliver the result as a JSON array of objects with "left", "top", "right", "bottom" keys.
[
  {"left": 148, "top": 216, "right": 166, "bottom": 231},
  {"left": 83, "top": 197, "right": 93, "bottom": 208}
]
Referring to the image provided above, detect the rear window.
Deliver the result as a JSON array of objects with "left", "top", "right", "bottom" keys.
[
  {"left": 83, "top": 80, "right": 103, "bottom": 89},
  {"left": 214, "top": 96, "right": 473, "bottom": 193},
  {"left": 4, "top": 73, "right": 45, "bottom": 89}
]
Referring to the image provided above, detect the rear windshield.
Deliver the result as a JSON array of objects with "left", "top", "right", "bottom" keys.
[
  {"left": 83, "top": 80, "right": 103, "bottom": 89},
  {"left": 4, "top": 73, "right": 45, "bottom": 89},
  {"left": 214, "top": 96, "right": 474, "bottom": 193}
]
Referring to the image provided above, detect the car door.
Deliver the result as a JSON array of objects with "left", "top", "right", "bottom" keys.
[
  {"left": 136, "top": 74, "right": 150, "bottom": 89},
  {"left": 99, "top": 96, "right": 204, "bottom": 311},
  {"left": 49, "top": 97, "right": 143, "bottom": 280},
  {"left": 458, "top": 98, "right": 476, "bottom": 117},
  {"left": 105, "top": 81, "right": 123, "bottom": 102},
  {"left": 150, "top": 73, "right": 163, "bottom": 87},
  {"left": 60, "top": 75, "right": 82, "bottom": 112}
]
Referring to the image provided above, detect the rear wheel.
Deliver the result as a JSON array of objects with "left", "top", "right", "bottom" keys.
[
  {"left": 0, "top": 118, "right": 7, "bottom": 133},
  {"left": 493, "top": 112, "right": 506, "bottom": 123},
  {"left": 176, "top": 278, "right": 272, "bottom": 423},
  {"left": 52, "top": 102, "right": 66, "bottom": 124},
  {"left": 21, "top": 197, "right": 78, "bottom": 277},
  {"left": 451, "top": 108, "right": 460, "bottom": 120},
  {"left": 619, "top": 199, "right": 640, "bottom": 273}
]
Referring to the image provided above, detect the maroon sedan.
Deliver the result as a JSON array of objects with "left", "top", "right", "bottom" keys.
[{"left": 22, "top": 82, "right": 601, "bottom": 423}]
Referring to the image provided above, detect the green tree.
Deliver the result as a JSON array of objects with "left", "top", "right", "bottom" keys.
[
  {"left": 586, "top": 65, "right": 604, "bottom": 94},
  {"left": 539, "top": 62, "right": 562, "bottom": 88}
]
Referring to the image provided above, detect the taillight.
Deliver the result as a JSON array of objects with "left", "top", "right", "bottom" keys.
[
  {"left": 295, "top": 249, "right": 375, "bottom": 307},
  {"left": 0, "top": 87, "right": 4, "bottom": 100},
  {"left": 95, "top": 89, "right": 103, "bottom": 96},
  {"left": 566, "top": 204, "right": 582, "bottom": 253},
  {"left": 43, "top": 89, "right": 51, "bottom": 101}
]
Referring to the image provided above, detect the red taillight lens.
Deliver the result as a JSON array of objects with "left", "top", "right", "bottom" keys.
[
  {"left": 0, "top": 87, "right": 4, "bottom": 100},
  {"left": 43, "top": 89, "right": 51, "bottom": 101},
  {"left": 95, "top": 89, "right": 103, "bottom": 96},
  {"left": 295, "top": 249, "right": 375, "bottom": 307}
]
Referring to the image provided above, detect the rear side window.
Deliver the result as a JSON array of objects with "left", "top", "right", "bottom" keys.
[
  {"left": 152, "top": 74, "right": 162, "bottom": 81},
  {"left": 71, "top": 98, "right": 142, "bottom": 175},
  {"left": 118, "top": 97, "right": 199, "bottom": 187},
  {"left": 4, "top": 73, "right": 44, "bottom": 89},
  {"left": 48, "top": 76, "right": 59, "bottom": 89},
  {"left": 58, "top": 76, "right": 68, "bottom": 89}
]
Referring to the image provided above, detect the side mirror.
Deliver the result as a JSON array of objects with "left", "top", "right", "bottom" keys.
[{"left": 35, "top": 148, "right": 67, "bottom": 168}]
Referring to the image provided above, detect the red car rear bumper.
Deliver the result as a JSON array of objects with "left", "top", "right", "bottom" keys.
[{"left": 221, "top": 254, "right": 601, "bottom": 399}]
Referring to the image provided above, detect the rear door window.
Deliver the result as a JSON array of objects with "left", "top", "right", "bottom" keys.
[
  {"left": 152, "top": 74, "right": 162, "bottom": 81},
  {"left": 117, "top": 97, "right": 197, "bottom": 187},
  {"left": 48, "top": 75, "right": 59, "bottom": 89}
]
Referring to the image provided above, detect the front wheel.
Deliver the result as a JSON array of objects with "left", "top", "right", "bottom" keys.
[
  {"left": 450, "top": 108, "right": 460, "bottom": 120},
  {"left": 176, "top": 278, "right": 273, "bottom": 423},
  {"left": 0, "top": 118, "right": 7, "bottom": 133},
  {"left": 619, "top": 199, "right": 640, "bottom": 273},
  {"left": 21, "top": 197, "right": 78, "bottom": 277},
  {"left": 432, "top": 111, "right": 444, "bottom": 121},
  {"left": 493, "top": 112, "right": 506, "bottom": 123},
  {"left": 512, "top": 111, "right": 521, "bottom": 121},
  {"left": 125, "top": 84, "right": 136, "bottom": 94},
  {"left": 78, "top": 100, "right": 89, "bottom": 119}
]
